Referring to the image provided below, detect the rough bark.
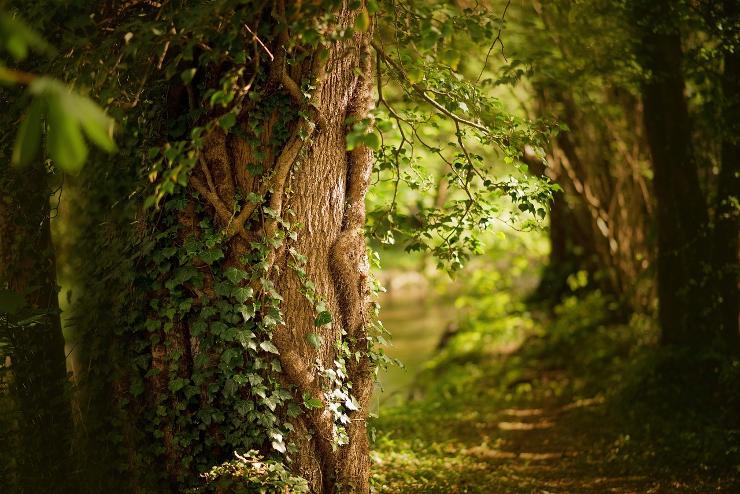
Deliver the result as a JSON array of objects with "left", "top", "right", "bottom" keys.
[
  {"left": 139, "top": 7, "right": 375, "bottom": 492},
  {"left": 268, "top": 29, "right": 375, "bottom": 493},
  {"left": 0, "top": 161, "right": 76, "bottom": 493}
]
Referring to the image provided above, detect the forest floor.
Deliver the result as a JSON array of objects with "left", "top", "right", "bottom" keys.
[{"left": 369, "top": 295, "right": 740, "bottom": 493}]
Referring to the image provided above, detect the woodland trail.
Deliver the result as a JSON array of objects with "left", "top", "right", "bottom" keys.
[{"left": 370, "top": 347, "right": 739, "bottom": 494}]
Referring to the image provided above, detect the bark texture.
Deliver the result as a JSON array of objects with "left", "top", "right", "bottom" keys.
[{"left": 139, "top": 6, "right": 375, "bottom": 492}]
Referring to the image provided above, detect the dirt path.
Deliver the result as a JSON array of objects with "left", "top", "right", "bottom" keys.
[{"left": 371, "top": 374, "right": 738, "bottom": 493}]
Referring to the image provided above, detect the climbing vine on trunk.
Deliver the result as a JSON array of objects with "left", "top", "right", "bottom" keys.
[{"left": 3, "top": 1, "right": 556, "bottom": 492}]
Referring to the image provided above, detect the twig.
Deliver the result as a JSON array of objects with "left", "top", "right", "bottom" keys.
[
  {"left": 476, "top": 0, "right": 511, "bottom": 82},
  {"left": 372, "top": 41, "right": 489, "bottom": 134},
  {"left": 245, "top": 24, "right": 274, "bottom": 61}
]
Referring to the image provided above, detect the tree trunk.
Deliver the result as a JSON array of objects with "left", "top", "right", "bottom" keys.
[
  {"left": 0, "top": 161, "right": 76, "bottom": 493},
  {"left": 528, "top": 84, "right": 653, "bottom": 309},
  {"left": 113, "top": 8, "right": 376, "bottom": 493},
  {"left": 637, "top": 6, "right": 712, "bottom": 347},
  {"left": 714, "top": 7, "right": 740, "bottom": 352},
  {"left": 268, "top": 33, "right": 375, "bottom": 493}
]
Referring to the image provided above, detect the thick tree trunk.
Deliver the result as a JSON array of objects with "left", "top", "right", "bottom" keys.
[
  {"left": 269, "top": 33, "right": 375, "bottom": 493},
  {"left": 126, "top": 8, "right": 375, "bottom": 493},
  {"left": 638, "top": 9, "right": 711, "bottom": 347},
  {"left": 0, "top": 162, "right": 76, "bottom": 492}
]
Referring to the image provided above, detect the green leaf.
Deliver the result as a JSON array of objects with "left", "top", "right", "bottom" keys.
[
  {"left": 259, "top": 340, "right": 279, "bottom": 354},
  {"left": 307, "top": 332, "right": 323, "bottom": 349},
  {"left": 314, "top": 310, "right": 332, "bottom": 327},
  {"left": 219, "top": 112, "right": 237, "bottom": 130},
  {"left": 304, "top": 397, "right": 323, "bottom": 409},
  {"left": 224, "top": 267, "right": 248, "bottom": 284},
  {"left": 75, "top": 96, "right": 116, "bottom": 153},
  {"left": 47, "top": 91, "right": 87, "bottom": 174},
  {"left": 11, "top": 97, "right": 44, "bottom": 167},
  {"left": 233, "top": 287, "right": 254, "bottom": 303},
  {"left": 363, "top": 131, "right": 381, "bottom": 150},
  {"left": 180, "top": 68, "right": 197, "bottom": 84},
  {"left": 236, "top": 303, "right": 255, "bottom": 322},
  {"left": 168, "top": 378, "right": 188, "bottom": 392},
  {"left": 0, "top": 13, "right": 53, "bottom": 61},
  {"left": 354, "top": 8, "right": 370, "bottom": 32}
]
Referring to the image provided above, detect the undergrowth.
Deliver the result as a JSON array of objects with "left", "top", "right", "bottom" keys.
[{"left": 370, "top": 283, "right": 740, "bottom": 493}]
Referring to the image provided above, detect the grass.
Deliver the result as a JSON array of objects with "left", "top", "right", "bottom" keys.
[{"left": 369, "top": 290, "right": 740, "bottom": 493}]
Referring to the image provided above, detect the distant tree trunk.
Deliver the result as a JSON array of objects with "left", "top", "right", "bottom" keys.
[
  {"left": 529, "top": 83, "right": 653, "bottom": 309},
  {"left": 637, "top": 4, "right": 712, "bottom": 347},
  {"left": 0, "top": 162, "right": 76, "bottom": 493},
  {"left": 714, "top": 7, "right": 740, "bottom": 352}
]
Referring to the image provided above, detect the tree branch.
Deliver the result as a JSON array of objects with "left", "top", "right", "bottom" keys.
[{"left": 371, "top": 41, "right": 489, "bottom": 134}]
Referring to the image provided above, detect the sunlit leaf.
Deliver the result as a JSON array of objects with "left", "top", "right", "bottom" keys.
[
  {"left": 307, "top": 332, "right": 323, "bottom": 349},
  {"left": 47, "top": 90, "right": 88, "bottom": 174}
]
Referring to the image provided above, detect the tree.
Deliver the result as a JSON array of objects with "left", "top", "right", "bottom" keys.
[
  {"left": 0, "top": 162, "right": 77, "bottom": 493},
  {"left": 633, "top": 0, "right": 728, "bottom": 349},
  {"left": 0, "top": 9, "right": 115, "bottom": 491},
  {"left": 508, "top": 0, "right": 654, "bottom": 309},
  {"left": 714, "top": 0, "right": 739, "bottom": 352},
  {"left": 4, "top": 1, "right": 553, "bottom": 492}
]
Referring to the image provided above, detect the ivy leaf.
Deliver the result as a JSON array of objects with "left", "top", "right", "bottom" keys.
[
  {"left": 345, "top": 396, "right": 360, "bottom": 411},
  {"left": 306, "top": 332, "right": 323, "bottom": 349},
  {"left": 224, "top": 267, "right": 248, "bottom": 284},
  {"left": 219, "top": 112, "right": 237, "bottom": 130},
  {"left": 314, "top": 310, "right": 332, "bottom": 327},
  {"left": 236, "top": 303, "right": 255, "bottom": 322},
  {"left": 233, "top": 287, "right": 254, "bottom": 303},
  {"left": 168, "top": 378, "right": 188, "bottom": 393},
  {"left": 304, "top": 397, "right": 323, "bottom": 409},
  {"left": 259, "top": 340, "right": 279, "bottom": 354},
  {"left": 271, "top": 438, "right": 286, "bottom": 454}
]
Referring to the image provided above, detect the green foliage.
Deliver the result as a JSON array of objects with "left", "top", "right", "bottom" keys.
[
  {"left": 1, "top": 9, "right": 115, "bottom": 173},
  {"left": 192, "top": 450, "right": 309, "bottom": 494},
  {"left": 366, "top": 0, "right": 557, "bottom": 271},
  {"left": 371, "top": 269, "right": 738, "bottom": 492},
  {"left": 2, "top": 0, "right": 561, "bottom": 490},
  {"left": 0, "top": 11, "right": 51, "bottom": 61},
  {"left": 127, "top": 205, "right": 298, "bottom": 481}
]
